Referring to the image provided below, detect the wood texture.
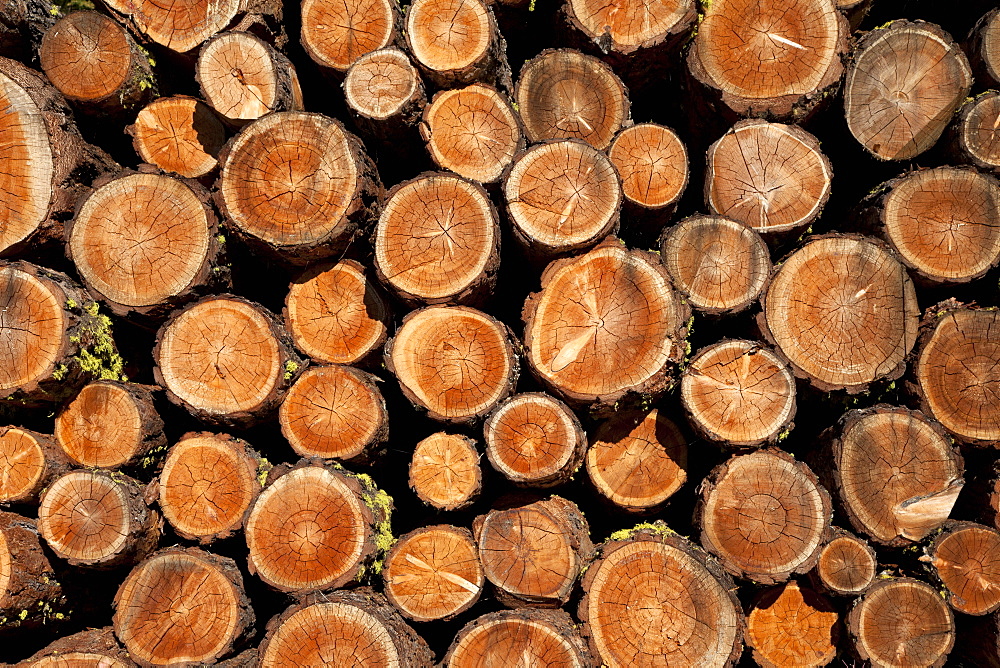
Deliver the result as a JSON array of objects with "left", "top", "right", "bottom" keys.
[
  {"left": 128, "top": 96, "right": 227, "bottom": 179},
  {"left": 925, "top": 521, "right": 1000, "bottom": 616},
  {"left": 812, "top": 527, "right": 876, "bottom": 596},
  {"left": 746, "top": 581, "right": 838, "bottom": 668},
  {"left": 0, "top": 511, "right": 63, "bottom": 629},
  {"left": 300, "top": 0, "right": 400, "bottom": 73},
  {"left": 445, "top": 608, "right": 592, "bottom": 666},
  {"left": 0, "top": 427, "right": 70, "bottom": 505},
  {"left": 409, "top": 432, "right": 481, "bottom": 511},
  {"left": 956, "top": 92, "right": 1000, "bottom": 173}
]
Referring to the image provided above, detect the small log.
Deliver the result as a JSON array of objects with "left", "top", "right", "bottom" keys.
[
  {"left": 761, "top": 235, "right": 919, "bottom": 393},
  {"left": 681, "top": 340, "right": 795, "bottom": 447},
  {"left": 659, "top": 215, "right": 771, "bottom": 315},
  {"left": 101, "top": 0, "right": 243, "bottom": 54},
  {"left": 688, "top": 0, "right": 847, "bottom": 120},
  {"left": 283, "top": 259, "right": 391, "bottom": 366},
  {"left": 0, "top": 427, "right": 70, "bottom": 505},
  {"left": 216, "top": 111, "right": 381, "bottom": 264},
  {"left": 409, "top": 432, "right": 481, "bottom": 511},
  {"left": 924, "top": 521, "right": 1000, "bottom": 616},
  {"left": 515, "top": 49, "right": 629, "bottom": 150},
  {"left": 300, "top": 0, "right": 401, "bottom": 73},
  {"left": 955, "top": 92, "right": 1000, "bottom": 174},
  {"left": 706, "top": 119, "right": 832, "bottom": 236},
  {"left": 382, "top": 524, "right": 483, "bottom": 622},
  {"left": 746, "top": 581, "right": 838, "bottom": 668},
  {"left": 914, "top": 302, "right": 1000, "bottom": 446},
  {"left": 113, "top": 547, "right": 253, "bottom": 666},
  {"left": 386, "top": 306, "right": 518, "bottom": 423},
  {"left": 607, "top": 123, "right": 688, "bottom": 230},
  {"left": 54, "top": 380, "right": 165, "bottom": 469},
  {"left": 196, "top": 31, "right": 302, "bottom": 126},
  {"left": 344, "top": 47, "right": 425, "bottom": 139},
  {"left": 579, "top": 525, "right": 744, "bottom": 668},
  {"left": 698, "top": 449, "right": 831, "bottom": 583},
  {"left": 20, "top": 627, "right": 133, "bottom": 667},
  {"left": 562, "top": 0, "right": 694, "bottom": 61},
  {"left": 278, "top": 364, "right": 388, "bottom": 462},
  {"left": 0, "top": 511, "right": 63, "bottom": 630},
  {"left": 825, "top": 406, "right": 964, "bottom": 546},
  {"left": 847, "top": 578, "right": 955, "bottom": 668},
  {"left": 257, "top": 590, "right": 433, "bottom": 668},
  {"left": 483, "top": 392, "right": 586, "bottom": 488},
  {"left": 39, "top": 11, "right": 155, "bottom": 117},
  {"left": 474, "top": 495, "right": 593, "bottom": 607},
  {"left": 374, "top": 173, "right": 500, "bottom": 305},
  {"left": 445, "top": 609, "right": 592, "bottom": 666},
  {"left": 968, "top": 9, "right": 1000, "bottom": 88},
  {"left": 844, "top": 20, "right": 972, "bottom": 160},
  {"left": 504, "top": 139, "right": 621, "bottom": 258},
  {"left": 421, "top": 84, "right": 523, "bottom": 184},
  {"left": 37, "top": 470, "right": 160, "bottom": 569},
  {"left": 155, "top": 432, "right": 262, "bottom": 543},
  {"left": 153, "top": 295, "right": 302, "bottom": 427},
  {"left": 128, "top": 96, "right": 227, "bottom": 179},
  {"left": 67, "top": 172, "right": 224, "bottom": 319},
  {"left": 812, "top": 527, "right": 877, "bottom": 596},
  {"left": 244, "top": 459, "right": 391, "bottom": 592},
  {"left": 585, "top": 408, "right": 687, "bottom": 513},
  {"left": 522, "top": 238, "right": 689, "bottom": 409}
]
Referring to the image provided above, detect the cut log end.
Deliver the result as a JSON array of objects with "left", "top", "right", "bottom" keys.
[
  {"left": 0, "top": 427, "right": 68, "bottom": 505},
  {"left": 344, "top": 48, "right": 422, "bottom": 121},
  {"left": 0, "top": 264, "right": 66, "bottom": 397},
  {"left": 300, "top": 0, "right": 398, "bottom": 72},
  {"left": 39, "top": 11, "right": 134, "bottom": 105},
  {"left": 409, "top": 432, "right": 481, "bottom": 510},
  {"left": 23, "top": 627, "right": 131, "bottom": 667},
  {"left": 566, "top": 0, "right": 695, "bottom": 53},
  {"left": 608, "top": 123, "right": 688, "bottom": 210},
  {"left": 102, "top": 0, "right": 240, "bottom": 53},
  {"left": 407, "top": 0, "right": 493, "bottom": 77},
  {"left": 747, "top": 581, "right": 838, "bottom": 668},
  {"left": 129, "top": 96, "right": 226, "bottom": 179},
  {"left": 928, "top": 522, "right": 1000, "bottom": 616},
  {"left": 815, "top": 529, "right": 876, "bottom": 595},
  {"left": 959, "top": 92, "right": 1000, "bottom": 172},
  {"left": 446, "top": 609, "right": 591, "bottom": 666}
]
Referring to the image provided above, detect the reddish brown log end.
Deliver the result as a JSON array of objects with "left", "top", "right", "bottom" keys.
[
  {"left": 409, "top": 432, "right": 481, "bottom": 511},
  {"left": 0, "top": 427, "right": 69, "bottom": 505},
  {"left": 445, "top": 609, "right": 592, "bottom": 666},
  {"left": 300, "top": 0, "right": 398, "bottom": 72},
  {"left": 406, "top": 0, "right": 498, "bottom": 86},
  {"left": 565, "top": 0, "right": 695, "bottom": 56},
  {"left": 747, "top": 581, "right": 838, "bottom": 668},
  {"left": 102, "top": 0, "right": 240, "bottom": 53},
  {"left": 129, "top": 96, "right": 226, "bottom": 179},
  {"left": 927, "top": 522, "right": 1000, "bottom": 616},
  {"left": 814, "top": 529, "right": 876, "bottom": 596},
  {"left": 608, "top": 123, "right": 688, "bottom": 211},
  {"left": 958, "top": 92, "right": 1000, "bottom": 172}
]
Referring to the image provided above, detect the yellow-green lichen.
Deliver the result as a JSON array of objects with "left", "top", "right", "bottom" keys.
[
  {"left": 256, "top": 458, "right": 272, "bottom": 487},
  {"left": 65, "top": 298, "right": 77, "bottom": 309},
  {"left": 608, "top": 520, "right": 675, "bottom": 542},
  {"left": 72, "top": 303, "right": 124, "bottom": 381},
  {"left": 51, "top": 364, "right": 68, "bottom": 381},
  {"left": 284, "top": 360, "right": 300, "bottom": 381}
]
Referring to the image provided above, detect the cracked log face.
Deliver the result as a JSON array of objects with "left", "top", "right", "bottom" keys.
[
  {"left": 958, "top": 92, "right": 1000, "bottom": 172},
  {"left": 746, "top": 581, "right": 838, "bottom": 668},
  {"left": 278, "top": 364, "right": 387, "bottom": 462},
  {"left": 660, "top": 216, "right": 771, "bottom": 314},
  {"left": 515, "top": 49, "right": 628, "bottom": 150},
  {"left": 927, "top": 522, "right": 1000, "bottom": 616},
  {"left": 374, "top": 174, "right": 499, "bottom": 304},
  {"left": 847, "top": 578, "right": 955, "bottom": 668},
  {"left": 301, "top": 0, "right": 397, "bottom": 72},
  {"left": 763, "top": 236, "right": 918, "bottom": 391},
  {"left": 345, "top": 48, "right": 422, "bottom": 121},
  {"left": 565, "top": 0, "right": 694, "bottom": 54},
  {"left": 102, "top": 0, "right": 239, "bottom": 53},
  {"left": 423, "top": 85, "right": 522, "bottom": 184},
  {"left": 815, "top": 529, "right": 876, "bottom": 595},
  {"left": 284, "top": 260, "right": 390, "bottom": 365},
  {"left": 446, "top": 609, "right": 592, "bottom": 666},
  {"left": 699, "top": 450, "right": 830, "bottom": 583},
  {"left": 504, "top": 140, "right": 621, "bottom": 256},
  {"left": 916, "top": 307, "right": 1000, "bottom": 445},
  {"left": 157, "top": 433, "right": 261, "bottom": 543},
  {"left": 706, "top": 120, "right": 831, "bottom": 235},
  {"left": 608, "top": 123, "right": 688, "bottom": 210},
  {"left": 38, "top": 11, "right": 131, "bottom": 105},
  {"left": 586, "top": 408, "right": 687, "bottom": 512},
  {"left": 409, "top": 432, "right": 481, "bottom": 510},
  {"left": 881, "top": 168, "right": 1000, "bottom": 283},
  {"left": 681, "top": 340, "right": 795, "bottom": 447},
  {"left": 387, "top": 306, "right": 517, "bottom": 422},
  {"left": 522, "top": 241, "right": 687, "bottom": 406},
  {"left": 0, "top": 427, "right": 68, "bottom": 504},
  {"left": 845, "top": 20, "right": 972, "bottom": 161},
  {"left": 689, "top": 0, "right": 844, "bottom": 117},
  {"left": 130, "top": 96, "right": 226, "bottom": 179},
  {"left": 831, "top": 407, "right": 964, "bottom": 545},
  {"left": 113, "top": 548, "right": 251, "bottom": 666},
  {"left": 406, "top": 0, "right": 493, "bottom": 80},
  {"left": 383, "top": 525, "right": 483, "bottom": 622}
]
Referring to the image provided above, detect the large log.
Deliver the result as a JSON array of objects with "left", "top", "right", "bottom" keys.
[
  {"left": 924, "top": 521, "right": 1000, "bottom": 616},
  {"left": 562, "top": 0, "right": 694, "bottom": 62},
  {"left": 300, "top": 0, "right": 401, "bottom": 74}
]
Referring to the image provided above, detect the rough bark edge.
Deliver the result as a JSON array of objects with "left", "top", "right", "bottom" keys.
[
  {"left": 18, "top": 626, "right": 134, "bottom": 666},
  {"left": 408, "top": 434, "right": 482, "bottom": 511},
  {"left": 0, "top": 0, "right": 56, "bottom": 63},
  {"left": 0, "top": 511, "right": 64, "bottom": 630},
  {"left": 967, "top": 8, "right": 1000, "bottom": 88},
  {"left": 560, "top": 0, "right": 696, "bottom": 59},
  {"left": 0, "top": 426, "right": 71, "bottom": 505},
  {"left": 923, "top": 520, "right": 1000, "bottom": 616},
  {"left": 809, "top": 526, "right": 878, "bottom": 597},
  {"left": 952, "top": 92, "right": 1000, "bottom": 174},
  {"left": 345, "top": 47, "right": 426, "bottom": 140},
  {"left": 300, "top": 0, "right": 403, "bottom": 76},
  {"left": 443, "top": 608, "right": 592, "bottom": 666}
]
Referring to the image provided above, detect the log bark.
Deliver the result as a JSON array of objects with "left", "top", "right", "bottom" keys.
[
  {"left": 283, "top": 259, "right": 391, "bottom": 366},
  {"left": 746, "top": 581, "right": 838, "bottom": 668},
  {"left": 0, "top": 427, "right": 70, "bottom": 505},
  {"left": 196, "top": 31, "right": 302, "bottom": 126},
  {"left": 955, "top": 92, "right": 1000, "bottom": 174},
  {"left": 216, "top": 111, "right": 382, "bottom": 265},
  {"left": 585, "top": 408, "right": 687, "bottom": 513},
  {"left": 474, "top": 495, "right": 593, "bottom": 607},
  {"left": 382, "top": 524, "right": 483, "bottom": 622},
  {"left": 483, "top": 392, "right": 586, "bottom": 488},
  {"left": 515, "top": 48, "right": 629, "bottom": 150},
  {"left": 374, "top": 173, "right": 500, "bottom": 305},
  {"left": 37, "top": 470, "right": 160, "bottom": 569},
  {"left": 521, "top": 238, "right": 689, "bottom": 409},
  {"left": 409, "top": 432, "right": 481, "bottom": 511},
  {"left": 846, "top": 578, "right": 955, "bottom": 668},
  {"left": 420, "top": 84, "right": 523, "bottom": 184},
  {"left": 19, "top": 627, "right": 133, "bottom": 667},
  {"left": 659, "top": 215, "right": 771, "bottom": 315},
  {"left": 836, "top": 0, "right": 873, "bottom": 30},
  {"left": 278, "top": 364, "right": 388, "bottom": 463},
  {"left": 687, "top": 0, "right": 847, "bottom": 121},
  {"left": 760, "top": 235, "right": 919, "bottom": 393},
  {"left": 54, "top": 380, "right": 165, "bottom": 470},
  {"left": 924, "top": 521, "right": 1000, "bottom": 616},
  {"left": 112, "top": 547, "right": 253, "bottom": 667},
  {"left": 0, "top": 0, "right": 54, "bottom": 62},
  {"left": 127, "top": 96, "right": 227, "bottom": 179},
  {"left": 344, "top": 47, "right": 425, "bottom": 140},
  {"left": 445, "top": 609, "right": 592, "bottom": 666},
  {"left": 812, "top": 527, "right": 877, "bottom": 596},
  {"left": 914, "top": 302, "right": 1000, "bottom": 446},
  {"left": 504, "top": 139, "right": 621, "bottom": 258},
  {"left": 257, "top": 589, "right": 433, "bottom": 668},
  {"left": 300, "top": 0, "right": 401, "bottom": 73},
  {"left": 706, "top": 119, "right": 832, "bottom": 236},
  {"left": 698, "top": 449, "right": 831, "bottom": 583},
  {"left": 153, "top": 294, "right": 303, "bottom": 427},
  {"left": 968, "top": 8, "right": 1000, "bottom": 88},
  {"left": 579, "top": 524, "right": 744, "bottom": 668},
  {"left": 39, "top": 11, "right": 155, "bottom": 117},
  {"left": 385, "top": 306, "right": 518, "bottom": 424},
  {"left": 0, "top": 511, "right": 63, "bottom": 630},
  {"left": 154, "top": 432, "right": 262, "bottom": 543},
  {"left": 844, "top": 20, "right": 972, "bottom": 161},
  {"left": 244, "top": 459, "right": 391, "bottom": 592}
]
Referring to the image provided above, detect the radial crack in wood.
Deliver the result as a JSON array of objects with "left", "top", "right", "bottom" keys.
[
  {"left": 0, "top": 427, "right": 70, "bottom": 505},
  {"left": 409, "top": 432, "right": 481, "bottom": 511},
  {"left": 813, "top": 527, "right": 876, "bottom": 596},
  {"left": 128, "top": 96, "right": 226, "bottom": 179},
  {"left": 926, "top": 521, "right": 1000, "bottom": 616},
  {"left": 746, "top": 580, "right": 838, "bottom": 668}
]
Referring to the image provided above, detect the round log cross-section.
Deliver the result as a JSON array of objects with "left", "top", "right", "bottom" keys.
[
  {"left": 814, "top": 528, "right": 877, "bottom": 596},
  {"left": 409, "top": 432, "right": 482, "bottom": 511},
  {"left": 445, "top": 609, "right": 593, "bottom": 667},
  {"left": 102, "top": 0, "right": 240, "bottom": 53},
  {"left": 608, "top": 123, "right": 688, "bottom": 212},
  {"left": 405, "top": 0, "right": 504, "bottom": 89},
  {"left": 129, "top": 96, "right": 226, "bottom": 179},
  {"left": 746, "top": 581, "right": 838, "bottom": 668},
  {"left": 0, "top": 427, "right": 70, "bottom": 505},
  {"left": 927, "top": 522, "right": 1000, "bottom": 616},
  {"left": 564, "top": 0, "right": 695, "bottom": 57},
  {"left": 300, "top": 0, "right": 399, "bottom": 73},
  {"left": 957, "top": 92, "right": 1000, "bottom": 172},
  {"left": 344, "top": 47, "right": 424, "bottom": 125}
]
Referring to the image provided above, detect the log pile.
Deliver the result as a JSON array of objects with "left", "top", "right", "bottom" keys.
[{"left": 2, "top": 0, "right": 1000, "bottom": 665}]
